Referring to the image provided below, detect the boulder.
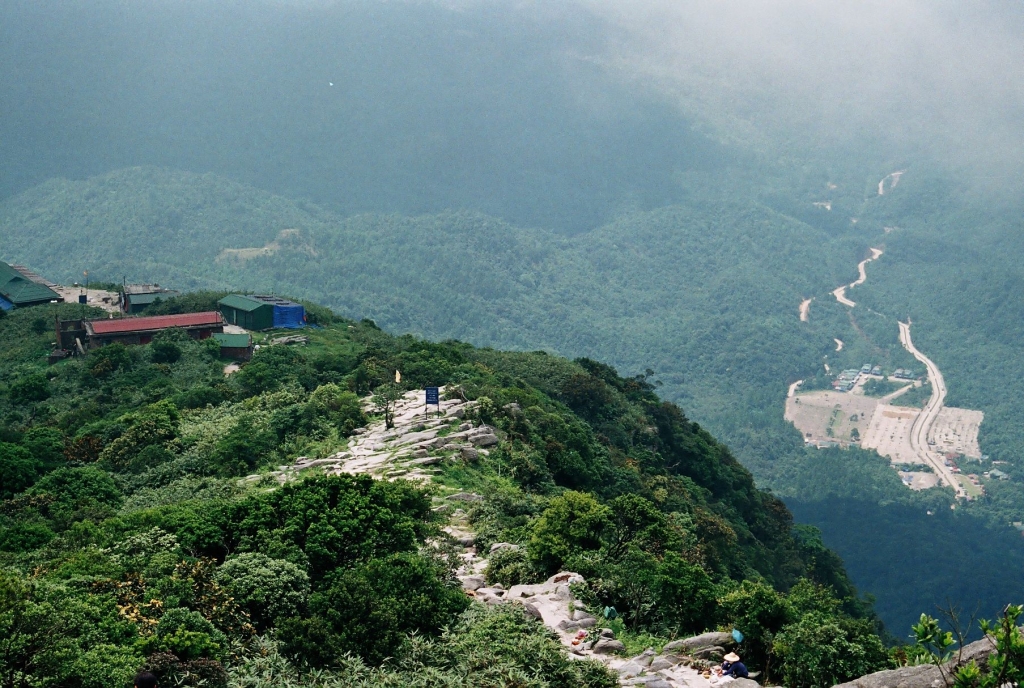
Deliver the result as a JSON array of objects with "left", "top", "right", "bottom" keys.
[
  {"left": 523, "top": 603, "right": 544, "bottom": 621},
  {"left": 618, "top": 661, "right": 645, "bottom": 678},
  {"left": 490, "top": 542, "right": 520, "bottom": 553},
  {"left": 592, "top": 639, "right": 626, "bottom": 654},
  {"left": 572, "top": 610, "right": 595, "bottom": 622},
  {"left": 552, "top": 584, "right": 573, "bottom": 601},
  {"left": 577, "top": 618, "right": 597, "bottom": 628},
  {"left": 834, "top": 636, "right": 997, "bottom": 688},
  {"left": 451, "top": 407, "right": 465, "bottom": 419},
  {"left": 833, "top": 664, "right": 943, "bottom": 688},
  {"left": 412, "top": 449, "right": 429, "bottom": 458},
  {"left": 663, "top": 631, "right": 736, "bottom": 654},
  {"left": 599, "top": 627, "right": 616, "bottom": 638},
  {"left": 459, "top": 575, "right": 485, "bottom": 591},
  {"left": 645, "top": 681, "right": 673, "bottom": 688},
  {"left": 558, "top": 619, "right": 581, "bottom": 632},
  {"left": 633, "top": 648, "right": 657, "bottom": 666},
  {"left": 693, "top": 645, "right": 725, "bottom": 661},
  {"left": 447, "top": 492, "right": 484, "bottom": 502},
  {"left": 649, "top": 655, "right": 681, "bottom": 672},
  {"left": 731, "top": 680, "right": 761, "bottom": 688},
  {"left": 460, "top": 447, "right": 480, "bottom": 461},
  {"left": 470, "top": 433, "right": 500, "bottom": 447}
]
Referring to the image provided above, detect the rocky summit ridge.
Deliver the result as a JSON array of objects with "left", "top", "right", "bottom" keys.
[{"left": 250, "top": 385, "right": 1005, "bottom": 688}]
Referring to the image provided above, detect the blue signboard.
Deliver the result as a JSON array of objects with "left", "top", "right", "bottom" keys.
[{"left": 425, "top": 387, "right": 440, "bottom": 405}]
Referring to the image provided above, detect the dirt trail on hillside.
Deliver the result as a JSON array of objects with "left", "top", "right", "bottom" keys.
[
  {"left": 878, "top": 170, "right": 906, "bottom": 195},
  {"left": 832, "top": 248, "right": 883, "bottom": 308},
  {"left": 799, "top": 298, "right": 812, "bottom": 322}
]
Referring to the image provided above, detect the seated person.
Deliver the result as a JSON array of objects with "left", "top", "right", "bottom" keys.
[{"left": 721, "top": 652, "right": 748, "bottom": 679}]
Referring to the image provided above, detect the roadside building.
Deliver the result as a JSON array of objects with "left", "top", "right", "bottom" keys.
[
  {"left": 218, "top": 294, "right": 305, "bottom": 330},
  {"left": 212, "top": 332, "right": 254, "bottom": 361},
  {"left": 56, "top": 311, "right": 225, "bottom": 350},
  {"left": 989, "top": 469, "right": 1009, "bottom": 481},
  {"left": 0, "top": 261, "right": 62, "bottom": 310}
]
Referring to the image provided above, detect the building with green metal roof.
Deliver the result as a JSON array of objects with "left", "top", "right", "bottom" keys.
[
  {"left": 212, "top": 332, "right": 254, "bottom": 360},
  {"left": 0, "top": 261, "right": 62, "bottom": 309},
  {"left": 218, "top": 294, "right": 306, "bottom": 331},
  {"left": 218, "top": 294, "right": 275, "bottom": 331}
]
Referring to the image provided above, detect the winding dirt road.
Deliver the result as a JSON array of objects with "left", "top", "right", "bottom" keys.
[
  {"left": 898, "top": 321, "right": 965, "bottom": 497},
  {"left": 832, "top": 248, "right": 883, "bottom": 308},
  {"left": 799, "top": 298, "right": 812, "bottom": 322}
]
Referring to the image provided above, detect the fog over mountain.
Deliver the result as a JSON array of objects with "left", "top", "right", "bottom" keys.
[
  {"left": 3, "top": 0, "right": 1024, "bottom": 643},
  {"left": 588, "top": 0, "right": 1024, "bottom": 178}
]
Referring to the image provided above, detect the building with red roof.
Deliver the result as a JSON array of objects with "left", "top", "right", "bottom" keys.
[{"left": 57, "top": 311, "right": 225, "bottom": 350}]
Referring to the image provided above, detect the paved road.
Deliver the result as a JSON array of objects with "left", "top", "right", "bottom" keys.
[{"left": 898, "top": 321, "right": 966, "bottom": 497}]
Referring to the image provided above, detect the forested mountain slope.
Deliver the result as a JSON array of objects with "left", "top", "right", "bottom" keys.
[
  {"left": 4, "top": 167, "right": 1024, "bottom": 634},
  {"left": 0, "top": 300, "right": 887, "bottom": 686}
]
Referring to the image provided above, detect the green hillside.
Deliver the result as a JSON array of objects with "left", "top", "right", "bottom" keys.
[
  {"left": 0, "top": 301, "right": 887, "bottom": 686},
  {"left": 3, "top": 167, "right": 1024, "bottom": 634}
]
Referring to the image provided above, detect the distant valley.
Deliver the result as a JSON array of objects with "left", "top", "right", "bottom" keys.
[{"left": 3, "top": 164, "right": 1024, "bottom": 633}]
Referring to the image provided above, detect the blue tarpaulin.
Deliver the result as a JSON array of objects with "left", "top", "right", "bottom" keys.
[
  {"left": 0, "top": 295, "right": 13, "bottom": 311},
  {"left": 272, "top": 301, "right": 305, "bottom": 329}
]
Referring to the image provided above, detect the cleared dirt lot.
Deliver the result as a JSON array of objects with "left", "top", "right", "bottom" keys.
[
  {"left": 929, "top": 407, "right": 984, "bottom": 459},
  {"left": 785, "top": 390, "right": 879, "bottom": 444},
  {"left": 862, "top": 404, "right": 921, "bottom": 463},
  {"left": 899, "top": 471, "right": 940, "bottom": 490}
]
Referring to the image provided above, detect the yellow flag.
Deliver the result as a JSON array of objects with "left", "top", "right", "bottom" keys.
[{"left": 395, "top": 370, "right": 401, "bottom": 383}]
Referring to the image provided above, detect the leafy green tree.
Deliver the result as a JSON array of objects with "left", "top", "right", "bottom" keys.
[
  {"left": 8, "top": 374, "right": 50, "bottom": 404},
  {"left": 98, "top": 400, "right": 179, "bottom": 470},
  {"left": 225, "top": 475, "right": 432, "bottom": 580},
  {"left": 139, "top": 608, "right": 228, "bottom": 661},
  {"left": 718, "top": 580, "right": 793, "bottom": 672},
  {"left": 485, "top": 546, "right": 537, "bottom": 588},
  {"left": 150, "top": 329, "right": 186, "bottom": 364},
  {"left": 210, "top": 415, "right": 276, "bottom": 476},
  {"left": 0, "top": 442, "right": 42, "bottom": 498},
  {"left": 773, "top": 611, "right": 889, "bottom": 688},
  {"left": 529, "top": 491, "right": 611, "bottom": 573},
  {"left": 306, "top": 383, "right": 366, "bottom": 434},
  {"left": 655, "top": 552, "right": 717, "bottom": 635},
  {"left": 30, "top": 466, "right": 122, "bottom": 513},
  {"left": 20, "top": 427, "right": 65, "bottom": 470},
  {"left": 215, "top": 553, "right": 309, "bottom": 631},
  {"left": 372, "top": 383, "right": 404, "bottom": 430},
  {"left": 0, "top": 523, "right": 55, "bottom": 553},
  {"left": 85, "top": 343, "right": 133, "bottom": 379},
  {"left": 279, "top": 552, "right": 469, "bottom": 666}
]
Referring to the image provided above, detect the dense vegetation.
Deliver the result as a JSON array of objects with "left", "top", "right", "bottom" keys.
[
  {"left": 4, "top": 164, "right": 1024, "bottom": 634},
  {"left": 0, "top": 300, "right": 893, "bottom": 686}
]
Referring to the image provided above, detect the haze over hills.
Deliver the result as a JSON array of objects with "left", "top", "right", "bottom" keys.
[
  {"left": 2, "top": 0, "right": 1024, "bottom": 640},
  {"left": 4, "top": 164, "right": 1024, "bottom": 634}
]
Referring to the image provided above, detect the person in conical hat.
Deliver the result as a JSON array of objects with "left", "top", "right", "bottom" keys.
[{"left": 721, "top": 652, "right": 748, "bottom": 679}]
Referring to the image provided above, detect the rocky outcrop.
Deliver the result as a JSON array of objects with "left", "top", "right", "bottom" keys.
[
  {"left": 834, "top": 636, "right": 997, "bottom": 688},
  {"left": 663, "top": 631, "right": 737, "bottom": 654}
]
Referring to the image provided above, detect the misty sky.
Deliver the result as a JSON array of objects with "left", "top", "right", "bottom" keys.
[{"left": 2, "top": 0, "right": 1023, "bottom": 222}]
